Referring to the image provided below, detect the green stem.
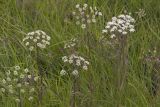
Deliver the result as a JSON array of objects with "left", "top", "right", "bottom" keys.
[
  {"left": 19, "top": 89, "right": 22, "bottom": 107},
  {"left": 71, "top": 77, "right": 76, "bottom": 107},
  {"left": 36, "top": 48, "right": 43, "bottom": 106},
  {"left": 116, "top": 35, "right": 128, "bottom": 106}
]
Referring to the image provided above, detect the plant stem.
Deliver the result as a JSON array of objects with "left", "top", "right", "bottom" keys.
[
  {"left": 19, "top": 89, "right": 22, "bottom": 107},
  {"left": 116, "top": 35, "right": 128, "bottom": 106},
  {"left": 71, "top": 77, "right": 76, "bottom": 107},
  {"left": 36, "top": 48, "right": 43, "bottom": 106}
]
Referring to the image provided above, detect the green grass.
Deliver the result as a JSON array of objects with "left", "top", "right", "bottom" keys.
[{"left": 0, "top": 0, "right": 160, "bottom": 107}]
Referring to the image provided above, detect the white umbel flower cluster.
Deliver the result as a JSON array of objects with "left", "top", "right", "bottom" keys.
[
  {"left": 72, "top": 3, "right": 102, "bottom": 29},
  {"left": 0, "top": 65, "right": 39, "bottom": 102},
  {"left": 23, "top": 30, "right": 51, "bottom": 51},
  {"left": 135, "top": 9, "right": 146, "bottom": 18},
  {"left": 61, "top": 54, "right": 90, "bottom": 76},
  {"left": 64, "top": 38, "right": 78, "bottom": 49},
  {"left": 102, "top": 14, "right": 135, "bottom": 38}
]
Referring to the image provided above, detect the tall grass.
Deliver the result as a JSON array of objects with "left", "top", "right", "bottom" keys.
[{"left": 0, "top": 0, "right": 160, "bottom": 107}]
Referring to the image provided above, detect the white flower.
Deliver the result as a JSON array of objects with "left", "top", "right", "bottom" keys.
[
  {"left": 23, "top": 30, "right": 51, "bottom": 51},
  {"left": 118, "top": 29, "right": 122, "bottom": 33},
  {"left": 15, "top": 66, "right": 20, "bottom": 70},
  {"left": 73, "top": 4, "right": 102, "bottom": 29},
  {"left": 102, "top": 29, "right": 108, "bottom": 33},
  {"left": 24, "top": 68, "right": 29, "bottom": 73},
  {"left": 28, "top": 96, "right": 33, "bottom": 101},
  {"left": 129, "top": 28, "right": 135, "bottom": 32},
  {"left": 34, "top": 76, "right": 39, "bottom": 81},
  {"left": 102, "top": 13, "right": 135, "bottom": 38},
  {"left": 83, "top": 4, "right": 88, "bottom": 8},
  {"left": 76, "top": 60, "right": 81, "bottom": 66},
  {"left": 2, "top": 79, "right": 6, "bottom": 84},
  {"left": 8, "top": 85, "right": 13, "bottom": 88},
  {"left": 122, "top": 31, "right": 127, "bottom": 35},
  {"left": 72, "top": 70, "right": 79, "bottom": 76},
  {"left": 28, "top": 75, "right": 32, "bottom": 79},
  {"left": 13, "top": 71, "right": 18, "bottom": 76},
  {"left": 84, "top": 61, "right": 90, "bottom": 65},
  {"left": 29, "top": 36, "right": 33, "bottom": 39},
  {"left": 83, "top": 65, "right": 88, "bottom": 70},
  {"left": 6, "top": 70, "right": 11, "bottom": 76},
  {"left": 69, "top": 59, "right": 73, "bottom": 64},
  {"left": 30, "top": 88, "right": 35, "bottom": 93},
  {"left": 105, "top": 25, "right": 110, "bottom": 29},
  {"left": 1, "top": 88, "right": 5, "bottom": 92},
  {"left": 33, "top": 39, "right": 37, "bottom": 42},
  {"left": 76, "top": 4, "right": 80, "bottom": 8},
  {"left": 36, "top": 36, "right": 40, "bottom": 39},
  {"left": 62, "top": 54, "right": 89, "bottom": 76},
  {"left": 15, "top": 98, "right": 20, "bottom": 103},
  {"left": 46, "top": 36, "right": 51, "bottom": 40},
  {"left": 42, "top": 35, "right": 45, "bottom": 39},
  {"left": 87, "top": 19, "right": 91, "bottom": 23},
  {"left": 72, "top": 11, "right": 76, "bottom": 15},
  {"left": 20, "top": 74, "right": 25, "bottom": 78},
  {"left": 92, "top": 18, "right": 96, "bottom": 23},
  {"left": 111, "top": 34, "right": 116, "bottom": 38},
  {"left": 64, "top": 38, "right": 78, "bottom": 49},
  {"left": 20, "top": 89, "right": 25, "bottom": 93},
  {"left": 29, "top": 46, "right": 34, "bottom": 51},
  {"left": 13, "top": 78, "right": 18, "bottom": 82},
  {"left": 112, "top": 17, "right": 117, "bottom": 21},
  {"left": 135, "top": 9, "right": 146, "bottom": 18},
  {"left": 81, "top": 24, "right": 86, "bottom": 29},
  {"left": 60, "top": 69, "right": 67, "bottom": 76},
  {"left": 25, "top": 42, "right": 29, "bottom": 46},
  {"left": 62, "top": 56, "right": 68, "bottom": 62},
  {"left": 98, "top": 12, "right": 102, "bottom": 16}
]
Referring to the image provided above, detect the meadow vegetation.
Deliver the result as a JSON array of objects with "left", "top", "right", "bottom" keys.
[{"left": 0, "top": 0, "right": 160, "bottom": 107}]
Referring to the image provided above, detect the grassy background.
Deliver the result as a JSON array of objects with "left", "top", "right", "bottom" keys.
[{"left": 0, "top": 0, "right": 160, "bottom": 107}]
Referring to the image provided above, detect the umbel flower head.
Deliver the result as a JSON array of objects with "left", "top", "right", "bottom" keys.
[
  {"left": 64, "top": 38, "right": 78, "bottom": 49},
  {"left": 72, "top": 3, "right": 102, "bottom": 29},
  {"left": 102, "top": 13, "right": 135, "bottom": 38},
  {"left": 61, "top": 54, "right": 90, "bottom": 76},
  {"left": 135, "top": 9, "right": 146, "bottom": 18},
  {"left": 0, "top": 65, "right": 39, "bottom": 102},
  {"left": 23, "top": 30, "right": 51, "bottom": 51}
]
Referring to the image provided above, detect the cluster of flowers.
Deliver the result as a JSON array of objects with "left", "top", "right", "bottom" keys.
[
  {"left": 102, "top": 14, "right": 135, "bottom": 38},
  {"left": 0, "top": 66, "right": 39, "bottom": 102},
  {"left": 61, "top": 54, "right": 90, "bottom": 76},
  {"left": 64, "top": 38, "right": 78, "bottom": 49},
  {"left": 72, "top": 3, "right": 102, "bottom": 29},
  {"left": 23, "top": 30, "right": 51, "bottom": 51},
  {"left": 135, "top": 9, "right": 146, "bottom": 18}
]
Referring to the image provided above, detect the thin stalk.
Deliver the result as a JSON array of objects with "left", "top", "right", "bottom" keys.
[
  {"left": 85, "top": 22, "right": 94, "bottom": 106},
  {"left": 18, "top": 89, "right": 22, "bottom": 107},
  {"left": 70, "top": 77, "right": 76, "bottom": 107},
  {"left": 116, "top": 35, "right": 128, "bottom": 106},
  {"left": 120, "top": 35, "right": 128, "bottom": 90},
  {"left": 36, "top": 48, "right": 43, "bottom": 106}
]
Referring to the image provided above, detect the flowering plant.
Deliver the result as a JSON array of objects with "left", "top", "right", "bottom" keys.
[
  {"left": 102, "top": 14, "right": 135, "bottom": 38},
  {"left": 72, "top": 3, "right": 102, "bottom": 29},
  {"left": 23, "top": 30, "right": 51, "bottom": 51},
  {"left": 61, "top": 54, "right": 90, "bottom": 76},
  {"left": 0, "top": 65, "right": 39, "bottom": 102}
]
